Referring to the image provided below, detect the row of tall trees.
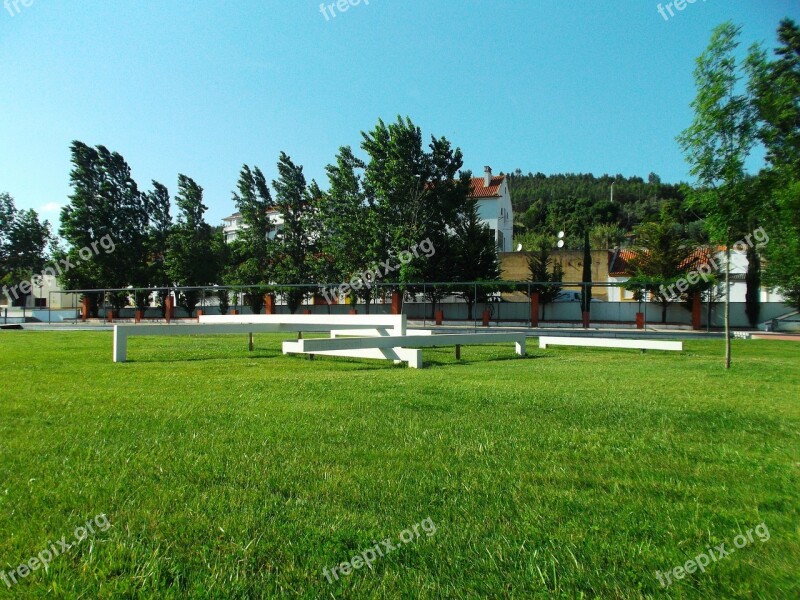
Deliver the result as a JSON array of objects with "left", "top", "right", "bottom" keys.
[
  {"left": 57, "top": 142, "right": 224, "bottom": 315},
  {"left": 53, "top": 118, "right": 501, "bottom": 315},
  {"left": 227, "top": 118, "right": 500, "bottom": 317}
]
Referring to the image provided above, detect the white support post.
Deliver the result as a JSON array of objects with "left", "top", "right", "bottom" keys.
[{"left": 113, "top": 325, "right": 127, "bottom": 363}]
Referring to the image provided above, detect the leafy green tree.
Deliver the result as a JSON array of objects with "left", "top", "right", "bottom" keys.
[
  {"left": 678, "top": 22, "right": 759, "bottom": 368},
  {"left": 590, "top": 223, "right": 625, "bottom": 250},
  {"left": 165, "top": 175, "right": 220, "bottom": 314},
  {"left": 317, "top": 146, "right": 382, "bottom": 309},
  {"left": 0, "top": 194, "right": 52, "bottom": 305},
  {"left": 623, "top": 212, "right": 702, "bottom": 324},
  {"left": 450, "top": 196, "right": 501, "bottom": 319},
  {"left": 361, "top": 116, "right": 470, "bottom": 286},
  {"left": 272, "top": 152, "right": 316, "bottom": 313},
  {"left": 59, "top": 141, "right": 150, "bottom": 311},
  {"left": 144, "top": 181, "right": 172, "bottom": 313},
  {"left": 226, "top": 165, "right": 276, "bottom": 314},
  {"left": 526, "top": 234, "right": 564, "bottom": 320},
  {"left": 0, "top": 193, "right": 14, "bottom": 273},
  {"left": 748, "top": 19, "right": 800, "bottom": 311},
  {"left": 761, "top": 181, "right": 800, "bottom": 310}
]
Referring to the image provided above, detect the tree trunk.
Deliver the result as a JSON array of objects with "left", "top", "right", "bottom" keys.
[
  {"left": 725, "top": 232, "right": 731, "bottom": 369},
  {"left": 662, "top": 302, "right": 667, "bottom": 324}
]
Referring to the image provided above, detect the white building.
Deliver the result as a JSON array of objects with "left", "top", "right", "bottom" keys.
[
  {"left": 471, "top": 166, "right": 514, "bottom": 252},
  {"left": 222, "top": 209, "right": 283, "bottom": 243},
  {"left": 221, "top": 166, "right": 514, "bottom": 251}
]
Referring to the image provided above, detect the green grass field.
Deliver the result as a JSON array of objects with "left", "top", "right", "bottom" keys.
[{"left": 0, "top": 331, "right": 798, "bottom": 599}]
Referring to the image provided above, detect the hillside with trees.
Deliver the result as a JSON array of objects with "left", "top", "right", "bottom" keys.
[{"left": 506, "top": 171, "right": 706, "bottom": 249}]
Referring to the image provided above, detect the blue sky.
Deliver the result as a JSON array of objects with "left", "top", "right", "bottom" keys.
[{"left": 0, "top": 0, "right": 797, "bottom": 226}]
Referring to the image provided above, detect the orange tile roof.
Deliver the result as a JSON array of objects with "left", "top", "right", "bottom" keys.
[
  {"left": 469, "top": 175, "right": 505, "bottom": 198},
  {"left": 608, "top": 246, "right": 720, "bottom": 277}
]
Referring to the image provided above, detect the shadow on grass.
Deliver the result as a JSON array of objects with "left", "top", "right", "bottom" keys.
[
  {"left": 418, "top": 351, "right": 550, "bottom": 368},
  {"left": 126, "top": 349, "right": 284, "bottom": 364}
]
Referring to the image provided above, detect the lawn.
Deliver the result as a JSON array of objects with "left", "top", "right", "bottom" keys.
[{"left": 0, "top": 331, "right": 798, "bottom": 599}]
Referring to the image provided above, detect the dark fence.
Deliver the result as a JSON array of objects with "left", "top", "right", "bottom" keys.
[{"left": 48, "top": 282, "right": 796, "bottom": 330}]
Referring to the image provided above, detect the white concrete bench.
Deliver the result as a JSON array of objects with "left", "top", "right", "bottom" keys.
[
  {"left": 538, "top": 336, "right": 683, "bottom": 352},
  {"left": 282, "top": 332, "right": 527, "bottom": 369},
  {"left": 114, "top": 314, "right": 407, "bottom": 362}
]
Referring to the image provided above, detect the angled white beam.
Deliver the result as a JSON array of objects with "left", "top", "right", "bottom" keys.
[
  {"left": 330, "top": 328, "right": 432, "bottom": 338},
  {"left": 282, "top": 341, "right": 422, "bottom": 368},
  {"left": 290, "top": 332, "right": 527, "bottom": 353}
]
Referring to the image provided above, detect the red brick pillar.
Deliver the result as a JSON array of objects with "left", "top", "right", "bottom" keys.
[
  {"left": 197, "top": 309, "right": 203, "bottom": 322},
  {"left": 81, "top": 296, "right": 90, "bottom": 322},
  {"left": 230, "top": 309, "right": 239, "bottom": 315},
  {"left": 691, "top": 294, "right": 702, "bottom": 330},
  {"left": 582, "top": 311, "right": 590, "bottom": 329},
  {"left": 135, "top": 310, "right": 143, "bottom": 323},
  {"left": 530, "top": 293, "right": 540, "bottom": 327},
  {"left": 302, "top": 309, "right": 311, "bottom": 315},
  {"left": 264, "top": 294, "right": 276, "bottom": 315},
  {"left": 636, "top": 312, "right": 644, "bottom": 329},
  {"left": 435, "top": 310, "right": 444, "bottom": 326},
  {"left": 107, "top": 310, "right": 116, "bottom": 323},
  {"left": 391, "top": 291, "right": 402, "bottom": 315},
  {"left": 482, "top": 309, "right": 490, "bottom": 327},
  {"left": 348, "top": 308, "right": 358, "bottom": 315},
  {"left": 165, "top": 296, "right": 174, "bottom": 323}
]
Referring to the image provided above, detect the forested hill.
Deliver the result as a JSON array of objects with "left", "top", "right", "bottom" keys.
[{"left": 503, "top": 170, "right": 701, "bottom": 243}]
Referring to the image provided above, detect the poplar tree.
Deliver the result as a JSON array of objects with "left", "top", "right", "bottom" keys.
[{"left": 678, "top": 23, "right": 759, "bottom": 368}]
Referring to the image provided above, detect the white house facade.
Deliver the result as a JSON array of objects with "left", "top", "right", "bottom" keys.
[
  {"left": 222, "top": 209, "right": 283, "bottom": 243},
  {"left": 471, "top": 167, "right": 514, "bottom": 253}
]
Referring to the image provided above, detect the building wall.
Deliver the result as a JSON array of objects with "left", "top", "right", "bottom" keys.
[
  {"left": 499, "top": 250, "right": 611, "bottom": 300},
  {"left": 476, "top": 180, "right": 513, "bottom": 252}
]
